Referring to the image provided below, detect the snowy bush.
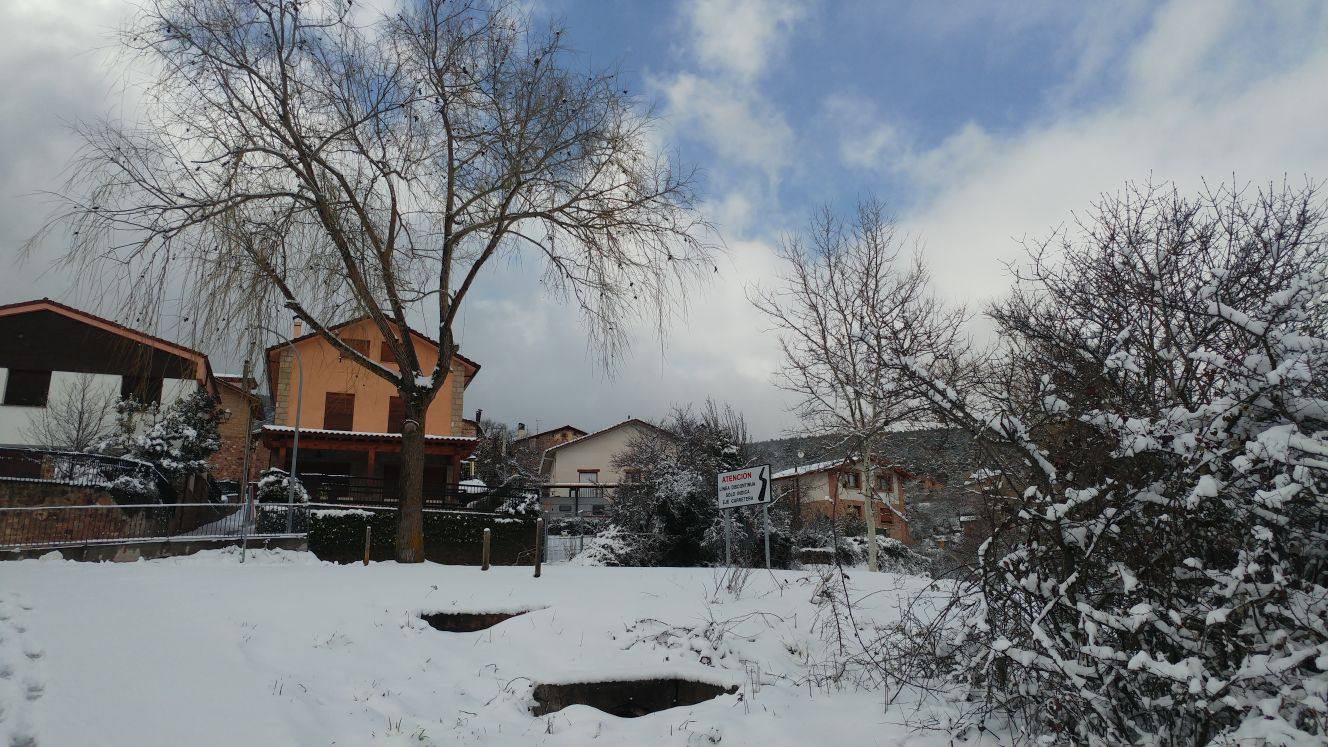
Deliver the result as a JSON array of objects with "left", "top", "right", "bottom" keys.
[
  {"left": 93, "top": 390, "right": 222, "bottom": 483},
  {"left": 569, "top": 525, "right": 660, "bottom": 567},
  {"left": 888, "top": 182, "right": 1328, "bottom": 744},
  {"left": 256, "top": 467, "right": 309, "bottom": 503}
]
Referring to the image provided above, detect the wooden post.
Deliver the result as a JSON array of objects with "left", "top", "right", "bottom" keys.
[
  {"left": 533, "top": 518, "right": 543, "bottom": 578},
  {"left": 363, "top": 526, "right": 371, "bottom": 566},
  {"left": 481, "top": 527, "right": 491, "bottom": 571}
]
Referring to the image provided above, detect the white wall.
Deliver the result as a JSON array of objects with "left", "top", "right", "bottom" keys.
[
  {"left": 162, "top": 377, "right": 199, "bottom": 407},
  {"left": 547, "top": 422, "right": 656, "bottom": 486},
  {"left": 0, "top": 370, "right": 122, "bottom": 447},
  {"left": 0, "top": 370, "right": 197, "bottom": 448}
]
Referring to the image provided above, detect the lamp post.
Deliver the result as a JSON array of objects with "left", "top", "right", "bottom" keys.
[{"left": 257, "top": 323, "right": 304, "bottom": 532}]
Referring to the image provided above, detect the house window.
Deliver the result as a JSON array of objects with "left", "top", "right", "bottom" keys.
[
  {"left": 387, "top": 396, "right": 405, "bottom": 433},
  {"left": 842, "top": 471, "right": 860, "bottom": 489},
  {"left": 323, "top": 392, "right": 355, "bottom": 431},
  {"left": 623, "top": 468, "right": 642, "bottom": 483},
  {"left": 379, "top": 341, "right": 397, "bottom": 365},
  {"left": 3, "top": 370, "right": 51, "bottom": 407},
  {"left": 339, "top": 338, "right": 370, "bottom": 360},
  {"left": 120, "top": 375, "right": 163, "bottom": 405},
  {"left": 558, "top": 505, "right": 572, "bottom": 512}
]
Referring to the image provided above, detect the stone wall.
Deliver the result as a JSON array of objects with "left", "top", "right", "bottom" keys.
[{"left": 0, "top": 480, "right": 242, "bottom": 547}]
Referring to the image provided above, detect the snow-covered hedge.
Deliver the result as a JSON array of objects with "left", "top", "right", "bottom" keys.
[{"left": 298, "top": 506, "right": 538, "bottom": 565}]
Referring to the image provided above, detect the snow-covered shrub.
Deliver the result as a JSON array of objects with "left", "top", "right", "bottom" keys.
[
  {"left": 92, "top": 390, "right": 222, "bottom": 483},
  {"left": 890, "top": 182, "right": 1328, "bottom": 744},
  {"left": 569, "top": 524, "right": 660, "bottom": 567},
  {"left": 302, "top": 508, "right": 537, "bottom": 564},
  {"left": 495, "top": 490, "right": 541, "bottom": 516},
  {"left": 256, "top": 467, "right": 309, "bottom": 504},
  {"left": 841, "top": 536, "right": 930, "bottom": 576},
  {"left": 609, "top": 401, "right": 777, "bottom": 567}
]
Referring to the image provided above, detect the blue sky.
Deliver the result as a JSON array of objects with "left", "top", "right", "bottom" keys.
[{"left": 3, "top": 0, "right": 1328, "bottom": 437}]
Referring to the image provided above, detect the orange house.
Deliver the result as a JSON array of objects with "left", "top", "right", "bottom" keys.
[
  {"left": 259, "top": 318, "right": 481, "bottom": 498},
  {"left": 772, "top": 457, "right": 913, "bottom": 544}
]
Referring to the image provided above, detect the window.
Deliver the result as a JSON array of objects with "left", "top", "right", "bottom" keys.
[
  {"left": 120, "top": 375, "right": 163, "bottom": 405},
  {"left": 842, "top": 471, "right": 860, "bottom": 489},
  {"left": 3, "top": 370, "right": 51, "bottom": 407},
  {"left": 387, "top": 396, "right": 405, "bottom": 433},
  {"left": 558, "top": 505, "right": 572, "bottom": 513},
  {"left": 578, "top": 470, "right": 599, "bottom": 483},
  {"left": 339, "top": 337, "right": 370, "bottom": 360},
  {"left": 379, "top": 341, "right": 398, "bottom": 365},
  {"left": 323, "top": 392, "right": 355, "bottom": 430},
  {"left": 623, "top": 468, "right": 642, "bottom": 484}
]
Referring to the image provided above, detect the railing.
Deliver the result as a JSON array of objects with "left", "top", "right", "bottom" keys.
[
  {"left": 290, "top": 473, "right": 535, "bottom": 513},
  {"left": 0, "top": 448, "right": 175, "bottom": 501},
  {"left": 0, "top": 501, "right": 311, "bottom": 550}
]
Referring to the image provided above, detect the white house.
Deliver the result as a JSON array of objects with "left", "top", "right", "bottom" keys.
[
  {"left": 0, "top": 298, "right": 216, "bottom": 449},
  {"left": 539, "top": 418, "right": 677, "bottom": 516}
]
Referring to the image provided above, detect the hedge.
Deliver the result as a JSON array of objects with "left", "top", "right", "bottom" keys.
[{"left": 293, "top": 506, "right": 539, "bottom": 565}]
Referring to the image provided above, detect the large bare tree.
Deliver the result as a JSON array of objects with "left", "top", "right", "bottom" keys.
[
  {"left": 752, "top": 200, "right": 967, "bottom": 571},
  {"left": 33, "top": 0, "right": 713, "bottom": 561}
]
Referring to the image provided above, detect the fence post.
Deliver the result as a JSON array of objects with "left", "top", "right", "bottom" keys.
[
  {"left": 481, "top": 527, "right": 491, "bottom": 571},
  {"left": 533, "top": 518, "right": 543, "bottom": 578},
  {"left": 363, "top": 525, "right": 372, "bottom": 566}
]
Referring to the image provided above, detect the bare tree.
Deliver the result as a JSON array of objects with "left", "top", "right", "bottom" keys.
[
  {"left": 23, "top": 374, "right": 117, "bottom": 452},
  {"left": 34, "top": 0, "right": 713, "bottom": 561},
  {"left": 752, "top": 199, "right": 967, "bottom": 571}
]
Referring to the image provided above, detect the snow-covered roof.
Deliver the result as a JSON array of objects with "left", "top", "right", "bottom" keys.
[
  {"left": 259, "top": 425, "right": 476, "bottom": 443},
  {"left": 542, "top": 418, "right": 676, "bottom": 455},
  {"left": 772, "top": 459, "right": 847, "bottom": 480}
]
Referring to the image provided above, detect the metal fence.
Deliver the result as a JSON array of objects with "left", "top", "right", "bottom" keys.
[
  {"left": 0, "top": 501, "right": 307, "bottom": 550},
  {"left": 0, "top": 448, "right": 175, "bottom": 500}
]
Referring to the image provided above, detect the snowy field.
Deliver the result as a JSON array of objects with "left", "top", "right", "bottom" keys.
[{"left": 0, "top": 550, "right": 977, "bottom": 747}]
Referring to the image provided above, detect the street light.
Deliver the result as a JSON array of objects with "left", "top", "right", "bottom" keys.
[{"left": 255, "top": 323, "right": 304, "bottom": 532}]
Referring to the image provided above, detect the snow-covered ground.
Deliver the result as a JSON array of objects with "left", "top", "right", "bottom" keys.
[{"left": 0, "top": 550, "right": 974, "bottom": 746}]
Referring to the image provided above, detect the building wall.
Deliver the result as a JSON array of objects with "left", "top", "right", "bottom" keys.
[
  {"left": 775, "top": 469, "right": 912, "bottom": 543},
  {"left": 271, "top": 319, "right": 472, "bottom": 437},
  {"left": 208, "top": 384, "right": 266, "bottom": 483},
  {"left": 0, "top": 369, "right": 196, "bottom": 447},
  {"left": 546, "top": 422, "right": 654, "bottom": 487}
]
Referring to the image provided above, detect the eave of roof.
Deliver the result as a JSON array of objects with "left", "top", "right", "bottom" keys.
[
  {"left": 543, "top": 418, "right": 676, "bottom": 456},
  {"left": 263, "top": 316, "right": 481, "bottom": 373},
  {"left": 512, "top": 424, "right": 588, "bottom": 444},
  {"left": 0, "top": 298, "right": 216, "bottom": 388},
  {"left": 259, "top": 425, "right": 476, "bottom": 443}
]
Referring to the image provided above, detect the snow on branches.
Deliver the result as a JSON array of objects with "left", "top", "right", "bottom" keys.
[{"left": 888, "top": 182, "right": 1328, "bottom": 745}]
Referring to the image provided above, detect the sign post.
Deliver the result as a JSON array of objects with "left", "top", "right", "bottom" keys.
[{"left": 716, "top": 465, "right": 773, "bottom": 568}]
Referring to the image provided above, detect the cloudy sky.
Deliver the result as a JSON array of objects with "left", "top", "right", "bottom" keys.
[{"left": 3, "top": 0, "right": 1328, "bottom": 438}]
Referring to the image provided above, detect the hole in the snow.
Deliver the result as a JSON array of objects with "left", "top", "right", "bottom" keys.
[
  {"left": 530, "top": 679, "right": 737, "bottom": 718},
  {"left": 420, "top": 610, "right": 528, "bottom": 632}
]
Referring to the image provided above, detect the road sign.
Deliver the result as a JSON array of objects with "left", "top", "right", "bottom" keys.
[{"left": 717, "top": 465, "right": 771, "bottom": 509}]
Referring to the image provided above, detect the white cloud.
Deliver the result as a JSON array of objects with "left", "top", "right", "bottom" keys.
[
  {"left": 656, "top": 73, "right": 794, "bottom": 180},
  {"left": 683, "top": 0, "right": 807, "bottom": 81},
  {"left": 834, "top": 1, "right": 1328, "bottom": 314}
]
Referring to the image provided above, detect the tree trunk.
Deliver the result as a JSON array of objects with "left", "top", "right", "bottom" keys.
[
  {"left": 397, "top": 400, "right": 426, "bottom": 563},
  {"left": 860, "top": 452, "right": 879, "bottom": 572}
]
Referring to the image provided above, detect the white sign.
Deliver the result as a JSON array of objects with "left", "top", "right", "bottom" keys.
[{"left": 717, "top": 465, "right": 771, "bottom": 509}]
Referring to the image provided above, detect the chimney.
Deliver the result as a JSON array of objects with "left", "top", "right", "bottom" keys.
[
  {"left": 516, "top": 422, "right": 527, "bottom": 439},
  {"left": 292, "top": 318, "right": 303, "bottom": 337}
]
